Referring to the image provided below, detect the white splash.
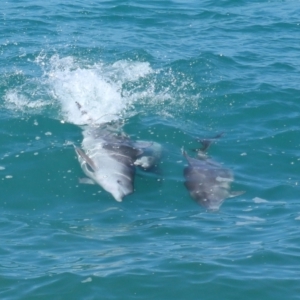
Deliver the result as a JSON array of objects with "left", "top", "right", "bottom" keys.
[
  {"left": 45, "top": 55, "right": 159, "bottom": 125},
  {"left": 46, "top": 56, "right": 126, "bottom": 125}
]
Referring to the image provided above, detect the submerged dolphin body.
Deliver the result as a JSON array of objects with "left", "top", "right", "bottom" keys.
[
  {"left": 75, "top": 123, "right": 162, "bottom": 202},
  {"left": 134, "top": 140, "right": 162, "bottom": 170},
  {"left": 183, "top": 134, "right": 244, "bottom": 210}
]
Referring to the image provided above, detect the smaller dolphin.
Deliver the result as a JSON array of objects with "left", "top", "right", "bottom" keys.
[{"left": 183, "top": 134, "right": 244, "bottom": 210}]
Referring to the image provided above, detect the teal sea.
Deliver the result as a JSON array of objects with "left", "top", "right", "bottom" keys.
[{"left": 1, "top": 0, "right": 300, "bottom": 299}]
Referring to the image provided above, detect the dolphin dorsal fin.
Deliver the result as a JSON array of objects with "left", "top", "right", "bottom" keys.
[
  {"left": 74, "top": 146, "right": 97, "bottom": 172},
  {"left": 198, "top": 132, "right": 225, "bottom": 152}
]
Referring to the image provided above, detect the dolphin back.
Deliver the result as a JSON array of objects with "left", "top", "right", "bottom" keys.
[{"left": 183, "top": 135, "right": 243, "bottom": 210}]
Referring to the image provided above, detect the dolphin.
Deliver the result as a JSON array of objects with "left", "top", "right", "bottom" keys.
[
  {"left": 183, "top": 134, "right": 244, "bottom": 210},
  {"left": 134, "top": 140, "right": 162, "bottom": 170},
  {"left": 75, "top": 122, "right": 162, "bottom": 202}
]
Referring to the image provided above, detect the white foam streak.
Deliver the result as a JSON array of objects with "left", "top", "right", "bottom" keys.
[
  {"left": 252, "top": 197, "right": 269, "bottom": 203},
  {"left": 236, "top": 215, "right": 265, "bottom": 226},
  {"left": 4, "top": 91, "right": 50, "bottom": 111}
]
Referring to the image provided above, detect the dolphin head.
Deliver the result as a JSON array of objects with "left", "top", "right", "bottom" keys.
[
  {"left": 75, "top": 146, "right": 133, "bottom": 202},
  {"left": 95, "top": 172, "right": 134, "bottom": 202},
  {"left": 80, "top": 160, "right": 134, "bottom": 202}
]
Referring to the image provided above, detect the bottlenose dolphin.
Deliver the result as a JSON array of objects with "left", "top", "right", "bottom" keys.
[
  {"left": 73, "top": 102, "right": 162, "bottom": 202},
  {"left": 75, "top": 123, "right": 139, "bottom": 202},
  {"left": 75, "top": 122, "right": 162, "bottom": 202},
  {"left": 183, "top": 134, "right": 244, "bottom": 210}
]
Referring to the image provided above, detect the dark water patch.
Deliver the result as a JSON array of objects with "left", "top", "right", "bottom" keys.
[
  {"left": 196, "top": 9, "right": 240, "bottom": 20},
  {"left": 267, "top": 62, "right": 297, "bottom": 72}
]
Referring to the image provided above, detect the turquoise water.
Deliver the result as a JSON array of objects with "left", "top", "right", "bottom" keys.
[{"left": 1, "top": 0, "right": 300, "bottom": 299}]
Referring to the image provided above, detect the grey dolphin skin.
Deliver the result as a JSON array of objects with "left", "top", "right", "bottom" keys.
[
  {"left": 75, "top": 122, "right": 162, "bottom": 202},
  {"left": 183, "top": 134, "right": 244, "bottom": 210}
]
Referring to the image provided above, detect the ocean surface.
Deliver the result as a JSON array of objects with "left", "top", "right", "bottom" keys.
[{"left": 1, "top": 0, "right": 300, "bottom": 299}]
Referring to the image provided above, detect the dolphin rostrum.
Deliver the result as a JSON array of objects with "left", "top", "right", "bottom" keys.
[
  {"left": 183, "top": 133, "right": 244, "bottom": 210},
  {"left": 75, "top": 122, "right": 162, "bottom": 202}
]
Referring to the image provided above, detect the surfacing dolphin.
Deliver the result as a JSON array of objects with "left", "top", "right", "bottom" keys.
[
  {"left": 183, "top": 133, "right": 244, "bottom": 210},
  {"left": 75, "top": 122, "right": 162, "bottom": 202}
]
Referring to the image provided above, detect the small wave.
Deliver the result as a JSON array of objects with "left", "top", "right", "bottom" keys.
[
  {"left": 4, "top": 90, "right": 52, "bottom": 112},
  {"left": 236, "top": 215, "right": 265, "bottom": 226}
]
